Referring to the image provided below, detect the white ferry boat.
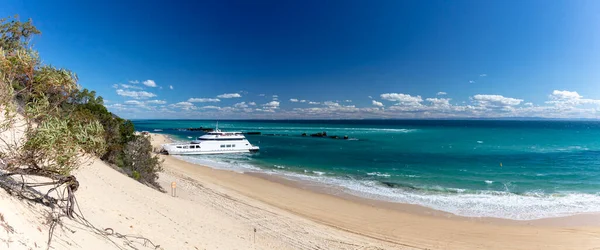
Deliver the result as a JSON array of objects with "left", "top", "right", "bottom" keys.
[{"left": 161, "top": 128, "right": 259, "bottom": 155}]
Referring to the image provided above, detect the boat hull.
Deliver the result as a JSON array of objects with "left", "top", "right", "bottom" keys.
[
  {"left": 160, "top": 129, "right": 260, "bottom": 155},
  {"left": 165, "top": 149, "right": 257, "bottom": 155},
  {"left": 161, "top": 143, "right": 260, "bottom": 155}
]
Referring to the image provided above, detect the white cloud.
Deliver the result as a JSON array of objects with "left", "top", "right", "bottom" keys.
[
  {"left": 372, "top": 100, "right": 384, "bottom": 107},
  {"left": 146, "top": 100, "right": 167, "bottom": 105},
  {"left": 292, "top": 102, "right": 363, "bottom": 116},
  {"left": 217, "top": 93, "right": 242, "bottom": 98},
  {"left": 188, "top": 98, "right": 220, "bottom": 103},
  {"left": 324, "top": 101, "right": 340, "bottom": 107},
  {"left": 380, "top": 93, "right": 423, "bottom": 106},
  {"left": 169, "top": 102, "right": 196, "bottom": 111},
  {"left": 112, "top": 84, "right": 119, "bottom": 89},
  {"left": 253, "top": 101, "right": 280, "bottom": 113},
  {"left": 199, "top": 106, "right": 221, "bottom": 110},
  {"left": 234, "top": 102, "right": 248, "bottom": 108},
  {"left": 549, "top": 90, "right": 582, "bottom": 100},
  {"left": 263, "top": 101, "right": 280, "bottom": 108},
  {"left": 258, "top": 94, "right": 266, "bottom": 97},
  {"left": 480, "top": 74, "right": 487, "bottom": 77},
  {"left": 299, "top": 100, "right": 306, "bottom": 103},
  {"left": 116, "top": 89, "right": 157, "bottom": 99},
  {"left": 272, "top": 95, "right": 278, "bottom": 98},
  {"left": 255, "top": 108, "right": 275, "bottom": 113},
  {"left": 345, "top": 100, "right": 352, "bottom": 103},
  {"left": 469, "top": 80, "right": 476, "bottom": 83},
  {"left": 426, "top": 98, "right": 451, "bottom": 108},
  {"left": 290, "top": 99, "right": 299, "bottom": 102},
  {"left": 142, "top": 80, "right": 157, "bottom": 87},
  {"left": 124, "top": 100, "right": 143, "bottom": 105},
  {"left": 546, "top": 90, "right": 600, "bottom": 107},
  {"left": 120, "top": 84, "right": 143, "bottom": 90},
  {"left": 107, "top": 89, "right": 600, "bottom": 120},
  {"left": 368, "top": 96, "right": 373, "bottom": 99},
  {"left": 173, "top": 101, "right": 194, "bottom": 106},
  {"left": 129, "top": 80, "right": 140, "bottom": 84},
  {"left": 169, "top": 85, "right": 174, "bottom": 90},
  {"left": 437, "top": 92, "right": 447, "bottom": 96},
  {"left": 472, "top": 94, "right": 523, "bottom": 107}
]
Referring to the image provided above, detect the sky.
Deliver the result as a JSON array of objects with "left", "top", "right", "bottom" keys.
[{"left": 3, "top": 0, "right": 600, "bottom": 119}]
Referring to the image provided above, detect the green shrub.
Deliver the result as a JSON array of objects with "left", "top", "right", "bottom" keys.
[
  {"left": 132, "top": 171, "right": 141, "bottom": 180},
  {"left": 123, "top": 135, "right": 164, "bottom": 191}
]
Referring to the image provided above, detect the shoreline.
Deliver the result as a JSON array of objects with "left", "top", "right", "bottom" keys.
[
  {"left": 153, "top": 132, "right": 600, "bottom": 225},
  {"left": 150, "top": 132, "right": 600, "bottom": 249}
]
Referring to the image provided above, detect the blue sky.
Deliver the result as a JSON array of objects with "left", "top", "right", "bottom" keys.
[{"left": 3, "top": 0, "right": 600, "bottom": 119}]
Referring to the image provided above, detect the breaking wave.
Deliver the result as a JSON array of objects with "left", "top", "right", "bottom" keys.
[{"left": 175, "top": 155, "right": 600, "bottom": 220}]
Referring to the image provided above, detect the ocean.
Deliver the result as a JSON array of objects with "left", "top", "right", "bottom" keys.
[{"left": 133, "top": 119, "right": 600, "bottom": 220}]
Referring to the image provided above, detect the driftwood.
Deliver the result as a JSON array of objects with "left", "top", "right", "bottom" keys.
[{"left": 0, "top": 167, "right": 161, "bottom": 250}]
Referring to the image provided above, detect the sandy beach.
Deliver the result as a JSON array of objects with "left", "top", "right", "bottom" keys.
[
  {"left": 146, "top": 133, "right": 600, "bottom": 249},
  {"left": 1, "top": 132, "right": 600, "bottom": 249}
]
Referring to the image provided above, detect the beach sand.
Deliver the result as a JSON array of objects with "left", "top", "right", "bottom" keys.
[{"left": 1, "top": 131, "right": 599, "bottom": 249}]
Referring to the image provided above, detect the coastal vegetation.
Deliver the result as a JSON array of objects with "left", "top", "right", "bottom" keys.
[
  {"left": 0, "top": 15, "right": 161, "bottom": 247},
  {"left": 0, "top": 15, "right": 105, "bottom": 181},
  {"left": 0, "top": 15, "right": 162, "bottom": 189},
  {"left": 65, "top": 88, "right": 163, "bottom": 190}
]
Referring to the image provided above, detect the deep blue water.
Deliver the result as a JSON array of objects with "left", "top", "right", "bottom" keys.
[{"left": 133, "top": 120, "right": 600, "bottom": 220}]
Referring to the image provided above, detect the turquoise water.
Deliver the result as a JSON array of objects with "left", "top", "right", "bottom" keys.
[{"left": 133, "top": 120, "right": 600, "bottom": 220}]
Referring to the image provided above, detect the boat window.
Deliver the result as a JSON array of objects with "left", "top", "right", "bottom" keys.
[
  {"left": 198, "top": 138, "right": 244, "bottom": 141},
  {"left": 226, "top": 145, "right": 231, "bottom": 148},
  {"left": 232, "top": 144, "right": 236, "bottom": 147},
  {"left": 176, "top": 146, "right": 182, "bottom": 148},
  {"left": 220, "top": 145, "right": 225, "bottom": 148},
  {"left": 183, "top": 146, "right": 188, "bottom": 149}
]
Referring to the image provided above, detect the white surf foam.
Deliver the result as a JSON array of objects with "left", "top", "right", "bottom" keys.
[
  {"left": 174, "top": 155, "right": 600, "bottom": 220},
  {"left": 312, "top": 171, "right": 326, "bottom": 176},
  {"left": 367, "top": 172, "right": 391, "bottom": 177},
  {"left": 174, "top": 155, "right": 261, "bottom": 173},
  {"left": 267, "top": 170, "right": 600, "bottom": 220}
]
